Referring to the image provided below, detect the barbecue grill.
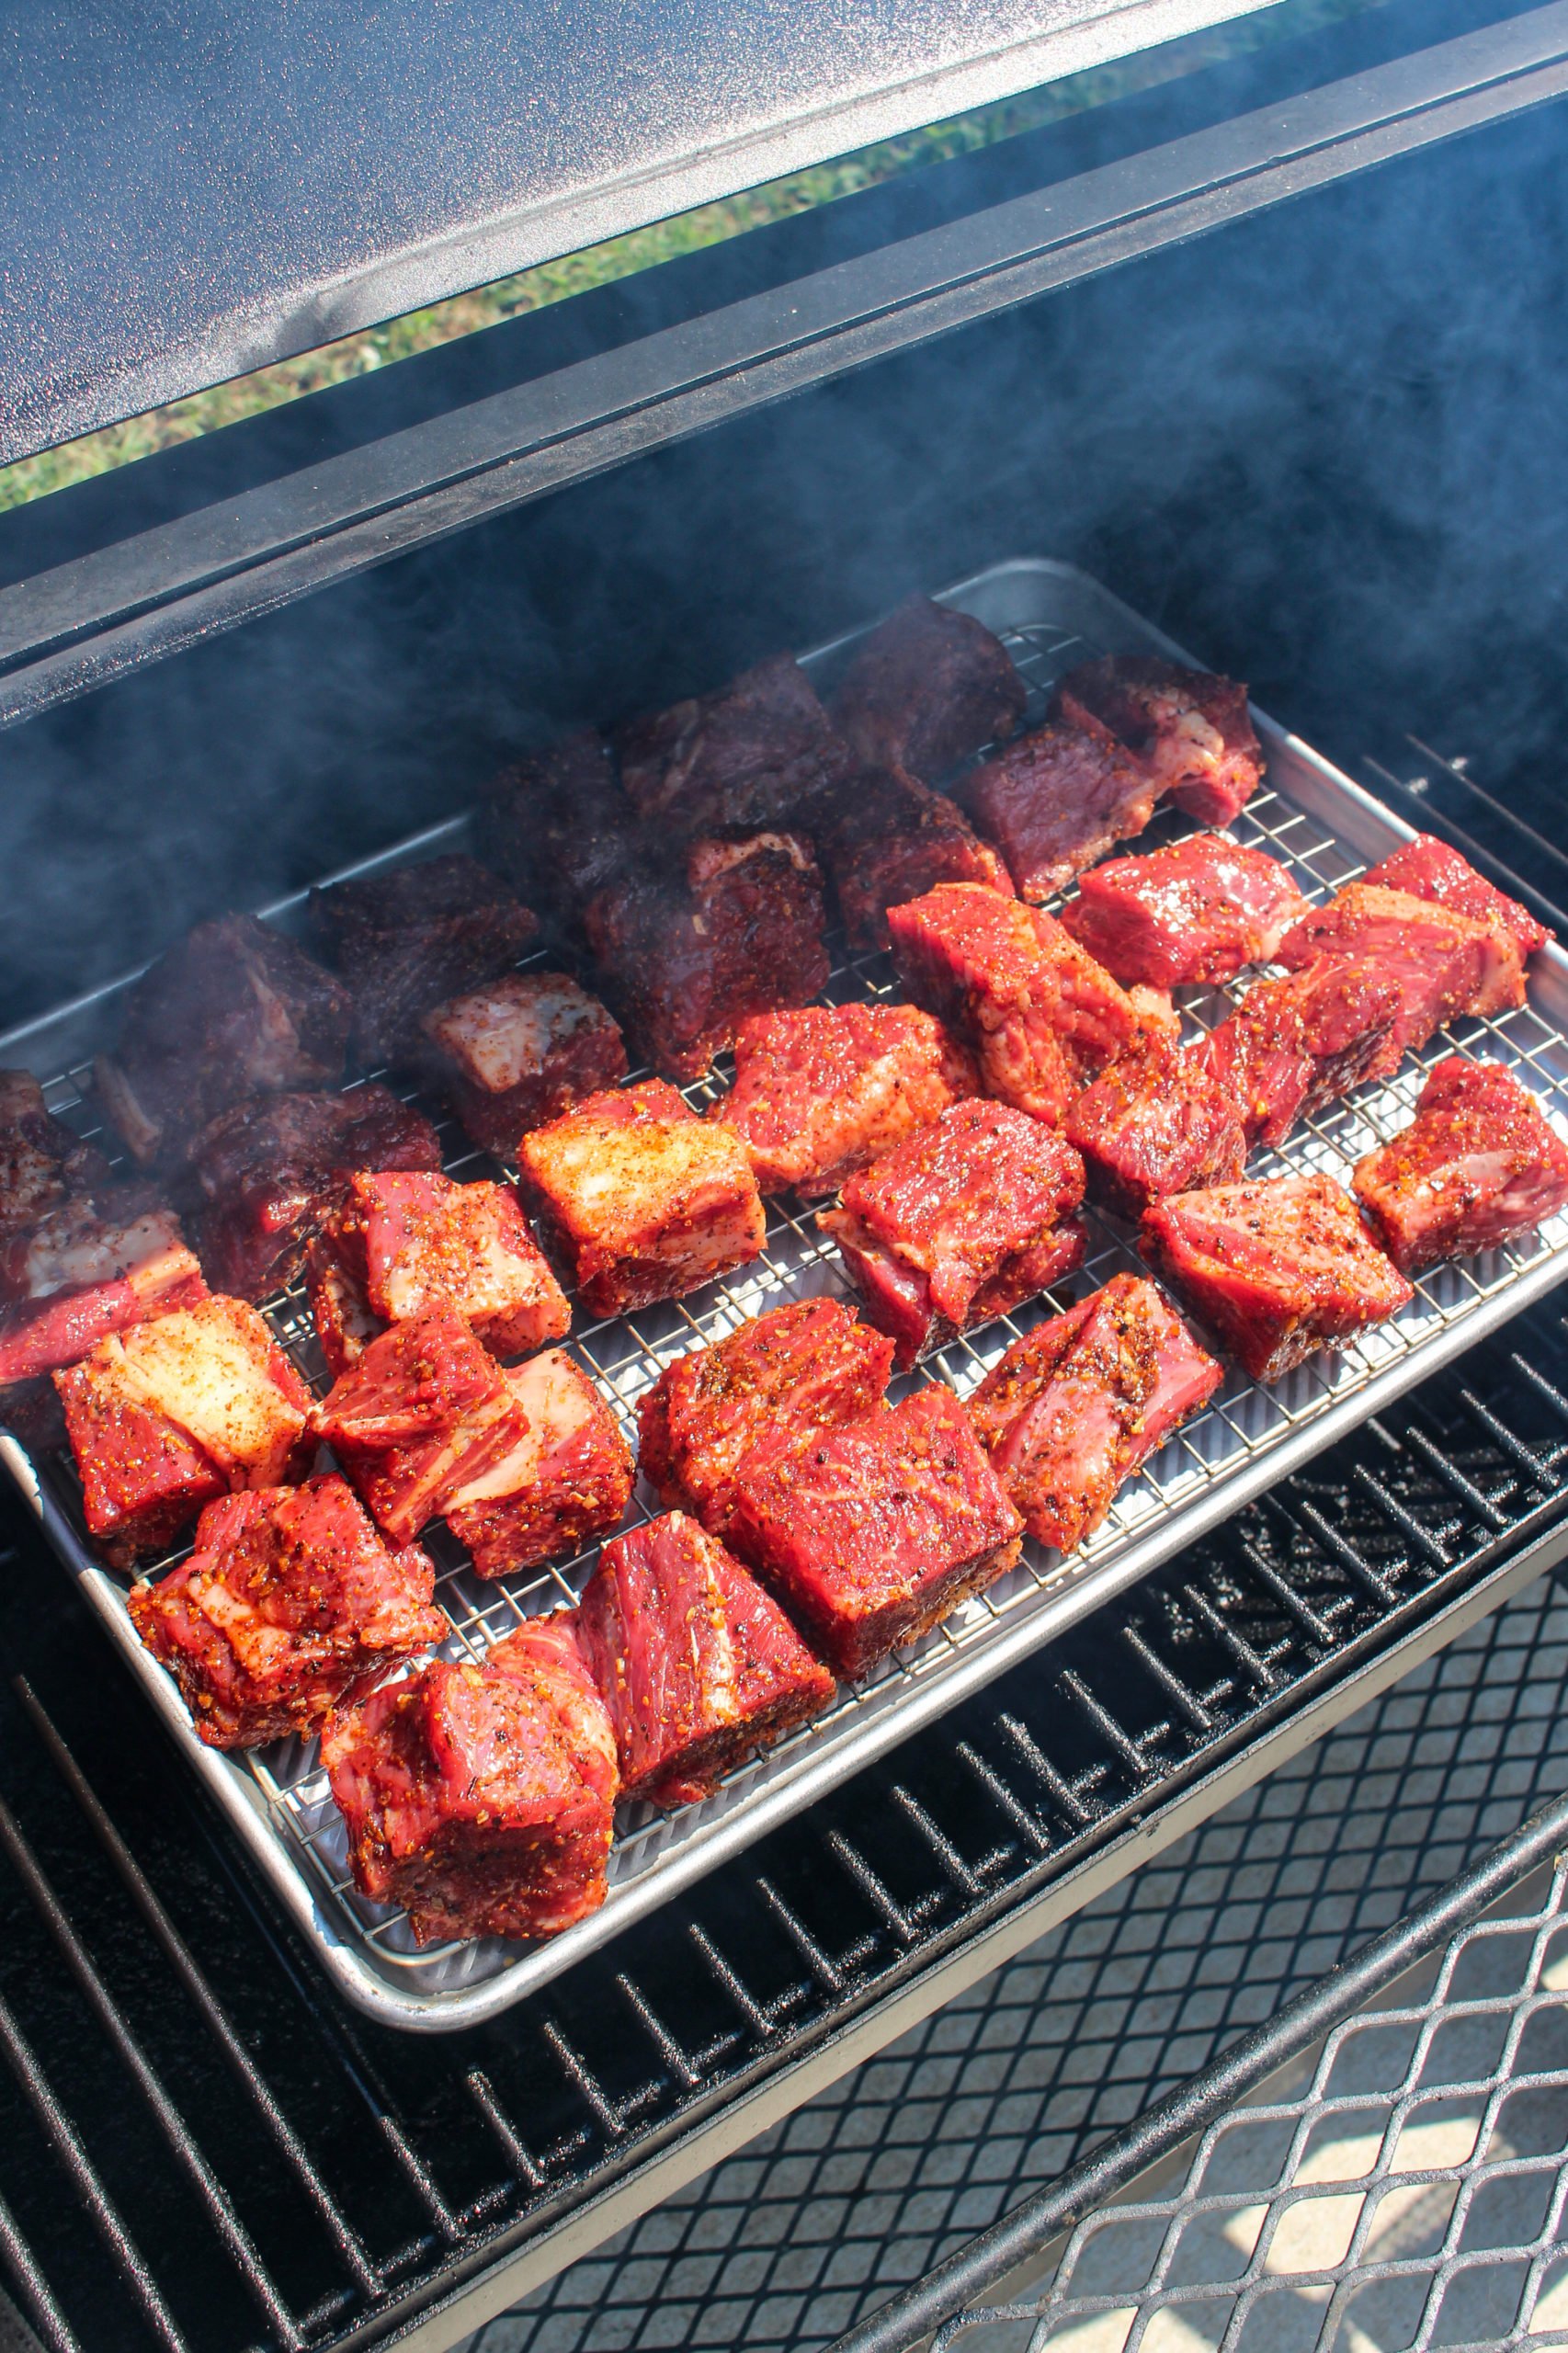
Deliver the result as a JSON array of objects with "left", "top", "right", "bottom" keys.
[{"left": 6, "top": 0, "right": 1568, "bottom": 2344}]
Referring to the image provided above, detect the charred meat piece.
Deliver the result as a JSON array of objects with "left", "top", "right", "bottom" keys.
[
  {"left": 322, "top": 1614, "right": 619, "bottom": 1943},
  {"left": 96, "top": 915, "right": 352, "bottom": 1167},
  {"left": 0, "top": 1071, "right": 111, "bottom": 1238},
  {"left": 1276, "top": 883, "right": 1524, "bottom": 1076},
  {"left": 519, "top": 1080, "right": 765, "bottom": 1317},
  {"left": 887, "top": 882, "right": 1144, "bottom": 1124},
  {"left": 1053, "top": 656, "right": 1263, "bottom": 826},
  {"left": 129, "top": 1474, "right": 444, "bottom": 1748},
  {"left": 311, "top": 854, "right": 538, "bottom": 1065},
  {"left": 1062, "top": 833, "right": 1309, "bottom": 989},
  {"left": 618, "top": 654, "right": 849, "bottom": 833},
  {"left": 830, "top": 597, "right": 1026, "bottom": 784},
  {"left": 1196, "top": 959, "right": 1400, "bottom": 1150},
  {"left": 962, "top": 722, "right": 1158, "bottom": 902},
  {"left": 0, "top": 1195, "right": 209, "bottom": 1388},
  {"left": 638, "top": 1298, "right": 894, "bottom": 1537},
  {"left": 1352, "top": 1057, "right": 1568, "bottom": 1275},
  {"left": 1067, "top": 1030, "right": 1247, "bottom": 1217},
  {"left": 1364, "top": 834, "right": 1551, "bottom": 959},
  {"left": 443, "top": 1349, "right": 633, "bottom": 1577},
  {"left": 715, "top": 1002, "right": 979, "bottom": 1196},
  {"left": 727, "top": 1383, "right": 1023, "bottom": 1679},
  {"left": 820, "top": 765, "right": 1014, "bottom": 952},
  {"left": 968, "top": 1273, "right": 1221, "bottom": 1551},
  {"left": 819, "top": 1100, "right": 1088, "bottom": 1369},
  {"left": 1141, "top": 1172, "right": 1414, "bottom": 1382},
  {"left": 481, "top": 732, "right": 639, "bottom": 934},
  {"left": 578, "top": 1512, "right": 835, "bottom": 1804},
  {"left": 421, "top": 972, "right": 627, "bottom": 1157},
  {"left": 314, "top": 1170, "right": 569, "bottom": 1362}
]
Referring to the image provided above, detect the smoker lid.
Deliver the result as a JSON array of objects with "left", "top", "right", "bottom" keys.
[{"left": 0, "top": 0, "right": 1272, "bottom": 468}]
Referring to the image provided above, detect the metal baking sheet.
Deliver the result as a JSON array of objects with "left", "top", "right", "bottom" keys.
[{"left": 6, "top": 555, "right": 1568, "bottom": 2034}]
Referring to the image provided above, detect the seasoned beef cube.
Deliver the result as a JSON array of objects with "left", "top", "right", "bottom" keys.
[
  {"left": 311, "top": 854, "right": 538, "bottom": 1064},
  {"left": 1196, "top": 959, "right": 1400, "bottom": 1149},
  {"left": 1141, "top": 1172, "right": 1414, "bottom": 1382},
  {"left": 0, "top": 1071, "right": 111, "bottom": 1237},
  {"left": 1062, "top": 834, "right": 1309, "bottom": 989},
  {"left": 55, "top": 1295, "right": 313, "bottom": 1565},
  {"left": 886, "top": 883, "right": 1143, "bottom": 1124},
  {"left": 618, "top": 653, "right": 849, "bottom": 833},
  {"left": 1066, "top": 1031, "right": 1247, "bottom": 1216},
  {"left": 638, "top": 1298, "right": 894, "bottom": 1536},
  {"left": 1277, "top": 885, "right": 1525, "bottom": 1078},
  {"left": 129, "top": 1475, "right": 444, "bottom": 1747},
  {"left": 586, "top": 828, "right": 829, "bottom": 1080},
  {"left": 578, "top": 1512, "right": 835, "bottom": 1804},
  {"left": 519, "top": 1081, "right": 765, "bottom": 1316},
  {"left": 820, "top": 765, "right": 1013, "bottom": 952},
  {"left": 1364, "top": 834, "right": 1551, "bottom": 958},
  {"left": 715, "top": 1002, "right": 979, "bottom": 1196},
  {"left": 96, "top": 915, "right": 352, "bottom": 1167},
  {"left": 969, "top": 1274, "right": 1221, "bottom": 1551},
  {"left": 727, "top": 1384, "right": 1023, "bottom": 1678},
  {"left": 422, "top": 971, "right": 627, "bottom": 1156},
  {"left": 316, "top": 1170, "right": 569, "bottom": 1360},
  {"left": 963, "top": 722, "right": 1158, "bottom": 902},
  {"left": 187, "top": 1084, "right": 442, "bottom": 1302},
  {"left": 305, "top": 1242, "right": 384, "bottom": 1378},
  {"left": 443, "top": 1349, "right": 633, "bottom": 1576},
  {"left": 322, "top": 1614, "right": 619, "bottom": 1943},
  {"left": 1053, "top": 656, "right": 1263, "bottom": 826},
  {"left": 0, "top": 1195, "right": 209, "bottom": 1387},
  {"left": 818, "top": 1100, "right": 1088, "bottom": 1369},
  {"left": 1352, "top": 1057, "right": 1568, "bottom": 1275},
  {"left": 830, "top": 596, "right": 1026, "bottom": 784},
  {"left": 482, "top": 731, "right": 639, "bottom": 932}
]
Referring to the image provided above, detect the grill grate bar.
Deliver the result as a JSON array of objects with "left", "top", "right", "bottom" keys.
[
  {"left": 1283, "top": 1497, "right": 1401, "bottom": 1605},
  {"left": 0, "top": 2186, "right": 84, "bottom": 2353},
  {"left": 1059, "top": 1670, "right": 1154, "bottom": 1782}
]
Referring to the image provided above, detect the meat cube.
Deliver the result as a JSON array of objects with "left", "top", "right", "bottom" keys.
[
  {"left": 617, "top": 654, "right": 849, "bottom": 833},
  {"left": 96, "top": 915, "right": 352, "bottom": 1167},
  {"left": 421, "top": 972, "right": 628, "bottom": 1156},
  {"left": 55, "top": 1295, "right": 313, "bottom": 1565},
  {"left": 968, "top": 1274, "right": 1222, "bottom": 1551},
  {"left": 1141, "top": 1173, "right": 1414, "bottom": 1382},
  {"left": 830, "top": 597, "right": 1027, "bottom": 783},
  {"left": 578, "top": 1512, "right": 835, "bottom": 1804},
  {"left": 1196, "top": 959, "right": 1400, "bottom": 1149},
  {"left": 727, "top": 1383, "right": 1023, "bottom": 1678},
  {"left": 1062, "top": 833, "right": 1309, "bottom": 988},
  {"left": 820, "top": 765, "right": 1014, "bottom": 952},
  {"left": 315, "top": 1170, "right": 569, "bottom": 1361},
  {"left": 886, "top": 883, "right": 1144, "bottom": 1124},
  {"left": 128, "top": 1474, "right": 445, "bottom": 1747},
  {"left": 1364, "top": 834, "right": 1551, "bottom": 959},
  {"left": 519, "top": 1081, "right": 765, "bottom": 1316},
  {"left": 818, "top": 1100, "right": 1088, "bottom": 1368},
  {"left": 637, "top": 1298, "right": 894, "bottom": 1536},
  {"left": 481, "top": 731, "right": 639, "bottom": 934},
  {"left": 322, "top": 1614, "right": 619, "bottom": 1943},
  {"left": 0, "top": 1071, "right": 111, "bottom": 1238},
  {"left": 187, "top": 1085, "right": 443, "bottom": 1302},
  {"left": 443, "top": 1348, "right": 633, "bottom": 1576},
  {"left": 586, "top": 828, "right": 829, "bottom": 1080},
  {"left": 311, "top": 854, "right": 539, "bottom": 1064},
  {"left": 715, "top": 1002, "right": 980, "bottom": 1196},
  {"left": 962, "top": 722, "right": 1158, "bottom": 902},
  {"left": 1276, "top": 883, "right": 1525, "bottom": 1076},
  {"left": 1053, "top": 656, "right": 1263, "bottom": 826},
  {"left": 0, "top": 1195, "right": 209, "bottom": 1387},
  {"left": 1352, "top": 1056, "right": 1568, "bottom": 1275},
  {"left": 1066, "top": 1031, "right": 1247, "bottom": 1216}
]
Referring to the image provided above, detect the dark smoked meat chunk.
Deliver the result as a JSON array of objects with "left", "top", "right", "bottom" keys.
[
  {"left": 1275, "top": 883, "right": 1524, "bottom": 1075},
  {"left": 1062, "top": 834, "right": 1309, "bottom": 989},
  {"left": 1195, "top": 959, "right": 1400, "bottom": 1150},
  {"left": 1066, "top": 1029, "right": 1247, "bottom": 1217},
  {"left": 311, "top": 854, "right": 538, "bottom": 1065},
  {"left": 962, "top": 722, "right": 1158, "bottom": 902},
  {"left": 0, "top": 1194, "right": 209, "bottom": 1388},
  {"left": 1363, "top": 835, "right": 1551, "bottom": 959},
  {"left": 1352, "top": 1056, "right": 1568, "bottom": 1275},
  {"left": 0, "top": 1071, "right": 111, "bottom": 1238},
  {"left": 481, "top": 731, "right": 639, "bottom": 934},
  {"left": 617, "top": 653, "right": 850, "bottom": 833},
  {"left": 829, "top": 597, "right": 1027, "bottom": 784},
  {"left": 1053, "top": 656, "right": 1264, "bottom": 826},
  {"left": 421, "top": 972, "right": 628, "bottom": 1157},
  {"left": 819, "top": 765, "right": 1014, "bottom": 952}
]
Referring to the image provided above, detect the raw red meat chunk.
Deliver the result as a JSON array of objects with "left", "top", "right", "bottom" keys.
[
  {"left": 311, "top": 855, "right": 539, "bottom": 1064},
  {"left": 887, "top": 883, "right": 1143, "bottom": 1124},
  {"left": 0, "top": 1194, "right": 209, "bottom": 1388},
  {"left": 830, "top": 597, "right": 1026, "bottom": 783},
  {"left": 421, "top": 972, "right": 627, "bottom": 1156},
  {"left": 820, "top": 766, "right": 1014, "bottom": 951},
  {"left": 1364, "top": 835, "right": 1551, "bottom": 959},
  {"left": 129, "top": 1474, "right": 444, "bottom": 1747},
  {"left": 1276, "top": 884, "right": 1524, "bottom": 1074},
  {"left": 818, "top": 1100, "right": 1087, "bottom": 1367},
  {"left": 55, "top": 1295, "right": 313, "bottom": 1565},
  {"left": 1352, "top": 1057, "right": 1568, "bottom": 1275},
  {"left": 1066, "top": 1031, "right": 1246, "bottom": 1216},
  {"left": 519, "top": 1081, "right": 765, "bottom": 1316},
  {"left": 1141, "top": 1173, "right": 1414, "bottom": 1382},
  {"left": 322, "top": 1614, "right": 619, "bottom": 1943},
  {"left": 443, "top": 1348, "right": 633, "bottom": 1576},
  {"left": 578, "top": 1512, "right": 835, "bottom": 1804},
  {"left": 1053, "top": 656, "right": 1264, "bottom": 826},
  {"left": 618, "top": 654, "right": 850, "bottom": 834},
  {"left": 482, "top": 731, "right": 639, "bottom": 937},
  {"left": 963, "top": 722, "right": 1158, "bottom": 902},
  {"left": 968, "top": 1274, "right": 1221, "bottom": 1551},
  {"left": 727, "top": 1383, "right": 1023, "bottom": 1678},
  {"left": 1196, "top": 960, "right": 1400, "bottom": 1150},
  {"left": 0, "top": 1072, "right": 110, "bottom": 1239},
  {"left": 716, "top": 1002, "right": 979, "bottom": 1195},
  {"left": 1062, "top": 833, "right": 1308, "bottom": 988},
  {"left": 312, "top": 1170, "right": 569, "bottom": 1366},
  {"left": 638, "top": 1298, "right": 894, "bottom": 1536}
]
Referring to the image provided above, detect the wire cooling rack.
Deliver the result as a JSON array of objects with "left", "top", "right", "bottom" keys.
[{"left": 6, "top": 557, "right": 1568, "bottom": 2030}]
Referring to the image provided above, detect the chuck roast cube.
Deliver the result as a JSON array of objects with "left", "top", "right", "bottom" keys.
[
  {"left": 0, "top": 1195, "right": 210, "bottom": 1388},
  {"left": 1141, "top": 1173, "right": 1415, "bottom": 1383},
  {"left": 1052, "top": 656, "right": 1264, "bottom": 827},
  {"left": 617, "top": 653, "right": 850, "bottom": 834},
  {"left": 322, "top": 1616, "right": 619, "bottom": 1944},
  {"left": 481, "top": 731, "right": 639, "bottom": 936},
  {"left": 0, "top": 1070, "right": 111, "bottom": 1239},
  {"left": 1062, "top": 834, "right": 1309, "bottom": 989},
  {"left": 829, "top": 596, "right": 1027, "bottom": 784},
  {"left": 1196, "top": 959, "right": 1400, "bottom": 1151},
  {"left": 1276, "top": 884, "right": 1525, "bottom": 1077},
  {"left": 443, "top": 1348, "right": 633, "bottom": 1576},
  {"left": 421, "top": 972, "right": 627, "bottom": 1156},
  {"left": 577, "top": 1513, "right": 835, "bottom": 1805},
  {"left": 886, "top": 883, "right": 1143, "bottom": 1125},
  {"left": 1352, "top": 1056, "right": 1568, "bottom": 1276},
  {"left": 820, "top": 765, "right": 1014, "bottom": 952},
  {"left": 961, "top": 722, "right": 1158, "bottom": 903},
  {"left": 320, "top": 1169, "right": 570, "bottom": 1360},
  {"left": 818, "top": 1100, "right": 1088, "bottom": 1369},
  {"left": 716, "top": 1002, "right": 980, "bottom": 1196},
  {"left": 726, "top": 1384, "right": 1024, "bottom": 1679},
  {"left": 310, "top": 854, "right": 539, "bottom": 1065},
  {"left": 637, "top": 1298, "right": 894, "bottom": 1536},
  {"left": 1066, "top": 1032, "right": 1247, "bottom": 1217},
  {"left": 128, "top": 1474, "right": 445, "bottom": 1747},
  {"left": 519, "top": 1081, "right": 766, "bottom": 1317},
  {"left": 1364, "top": 834, "right": 1552, "bottom": 959},
  {"left": 968, "top": 1274, "right": 1222, "bottom": 1552}
]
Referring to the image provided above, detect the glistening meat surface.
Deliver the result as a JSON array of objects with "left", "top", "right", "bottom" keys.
[
  {"left": 1062, "top": 833, "right": 1308, "bottom": 989},
  {"left": 1353, "top": 1056, "right": 1568, "bottom": 1274}
]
